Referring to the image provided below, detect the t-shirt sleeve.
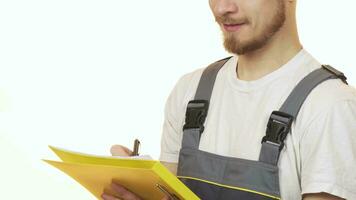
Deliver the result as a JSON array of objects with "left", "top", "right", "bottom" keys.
[
  {"left": 300, "top": 99, "right": 356, "bottom": 199},
  {"left": 158, "top": 91, "right": 183, "bottom": 163},
  {"left": 158, "top": 71, "right": 200, "bottom": 163},
  {"left": 159, "top": 67, "right": 204, "bottom": 163}
]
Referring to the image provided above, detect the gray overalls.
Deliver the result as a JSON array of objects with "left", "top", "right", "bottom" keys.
[{"left": 177, "top": 57, "right": 348, "bottom": 199}]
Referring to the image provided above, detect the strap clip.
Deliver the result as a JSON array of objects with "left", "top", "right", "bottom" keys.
[
  {"left": 183, "top": 100, "right": 209, "bottom": 133},
  {"left": 262, "top": 111, "right": 294, "bottom": 150},
  {"left": 322, "top": 65, "right": 348, "bottom": 84}
]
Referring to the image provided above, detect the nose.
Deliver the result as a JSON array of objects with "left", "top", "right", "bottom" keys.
[{"left": 210, "top": 0, "right": 239, "bottom": 16}]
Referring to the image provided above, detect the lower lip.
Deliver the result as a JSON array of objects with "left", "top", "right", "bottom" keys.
[{"left": 223, "top": 24, "right": 244, "bottom": 32}]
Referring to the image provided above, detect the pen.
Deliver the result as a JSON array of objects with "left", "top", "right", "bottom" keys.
[{"left": 132, "top": 139, "right": 140, "bottom": 156}]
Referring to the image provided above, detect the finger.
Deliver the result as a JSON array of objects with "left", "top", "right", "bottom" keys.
[
  {"left": 161, "top": 195, "right": 171, "bottom": 200},
  {"left": 110, "top": 145, "right": 133, "bottom": 156},
  {"left": 111, "top": 182, "right": 141, "bottom": 200},
  {"left": 101, "top": 193, "right": 121, "bottom": 200}
]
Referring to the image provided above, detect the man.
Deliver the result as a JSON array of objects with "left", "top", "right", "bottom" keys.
[{"left": 102, "top": 0, "right": 356, "bottom": 199}]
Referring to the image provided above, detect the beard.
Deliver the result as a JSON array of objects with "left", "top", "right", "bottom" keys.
[{"left": 218, "top": 1, "right": 286, "bottom": 55}]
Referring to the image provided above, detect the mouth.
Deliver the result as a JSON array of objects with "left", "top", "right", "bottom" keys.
[{"left": 222, "top": 23, "right": 245, "bottom": 32}]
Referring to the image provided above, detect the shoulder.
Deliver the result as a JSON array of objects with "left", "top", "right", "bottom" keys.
[
  {"left": 172, "top": 56, "right": 232, "bottom": 97},
  {"left": 163, "top": 64, "right": 206, "bottom": 128},
  {"left": 164, "top": 57, "right": 233, "bottom": 126},
  {"left": 296, "top": 72, "right": 356, "bottom": 136},
  {"left": 292, "top": 63, "right": 356, "bottom": 133},
  {"left": 166, "top": 57, "right": 232, "bottom": 111},
  {"left": 298, "top": 79, "right": 356, "bottom": 199},
  {"left": 303, "top": 77, "right": 356, "bottom": 115},
  {"left": 166, "top": 67, "right": 204, "bottom": 110}
]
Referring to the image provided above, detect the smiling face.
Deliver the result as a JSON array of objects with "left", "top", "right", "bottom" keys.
[{"left": 210, "top": 0, "right": 286, "bottom": 55}]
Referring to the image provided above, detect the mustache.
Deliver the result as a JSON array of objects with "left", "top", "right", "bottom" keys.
[{"left": 215, "top": 16, "right": 248, "bottom": 25}]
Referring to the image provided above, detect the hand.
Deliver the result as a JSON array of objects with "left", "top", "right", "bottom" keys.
[
  {"left": 101, "top": 145, "right": 170, "bottom": 200},
  {"left": 110, "top": 144, "right": 133, "bottom": 157},
  {"left": 101, "top": 182, "right": 170, "bottom": 200}
]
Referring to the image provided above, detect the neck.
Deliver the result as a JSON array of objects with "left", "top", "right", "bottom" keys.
[{"left": 236, "top": 25, "right": 302, "bottom": 81}]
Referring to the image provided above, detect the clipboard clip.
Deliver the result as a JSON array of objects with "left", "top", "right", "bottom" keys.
[{"left": 156, "top": 183, "right": 181, "bottom": 200}]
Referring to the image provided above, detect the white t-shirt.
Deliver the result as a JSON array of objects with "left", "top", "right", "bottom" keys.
[{"left": 159, "top": 49, "right": 356, "bottom": 199}]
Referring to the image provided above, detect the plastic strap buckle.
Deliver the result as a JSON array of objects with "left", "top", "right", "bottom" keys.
[
  {"left": 322, "top": 65, "right": 348, "bottom": 84},
  {"left": 262, "top": 111, "right": 294, "bottom": 150},
  {"left": 183, "top": 100, "right": 209, "bottom": 134}
]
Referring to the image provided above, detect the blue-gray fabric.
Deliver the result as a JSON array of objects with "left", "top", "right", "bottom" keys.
[
  {"left": 180, "top": 178, "right": 277, "bottom": 200},
  {"left": 194, "top": 57, "right": 232, "bottom": 100},
  {"left": 178, "top": 147, "right": 280, "bottom": 198},
  {"left": 181, "top": 128, "right": 201, "bottom": 149},
  {"left": 280, "top": 65, "right": 348, "bottom": 118},
  {"left": 178, "top": 58, "right": 348, "bottom": 200},
  {"left": 258, "top": 142, "right": 281, "bottom": 166}
]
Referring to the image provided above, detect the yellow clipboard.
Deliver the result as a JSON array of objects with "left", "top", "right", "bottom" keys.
[{"left": 43, "top": 146, "right": 199, "bottom": 200}]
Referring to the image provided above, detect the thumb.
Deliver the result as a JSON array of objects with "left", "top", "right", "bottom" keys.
[{"left": 110, "top": 145, "right": 133, "bottom": 156}]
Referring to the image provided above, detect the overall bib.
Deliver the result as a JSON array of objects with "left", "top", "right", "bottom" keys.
[{"left": 177, "top": 57, "right": 348, "bottom": 199}]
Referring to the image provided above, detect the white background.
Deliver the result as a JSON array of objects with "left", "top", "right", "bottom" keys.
[{"left": 0, "top": 0, "right": 355, "bottom": 199}]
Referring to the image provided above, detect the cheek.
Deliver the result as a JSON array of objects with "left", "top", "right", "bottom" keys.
[
  {"left": 245, "top": 0, "right": 274, "bottom": 31},
  {"left": 208, "top": 0, "right": 216, "bottom": 15},
  {"left": 250, "top": 9, "right": 272, "bottom": 34}
]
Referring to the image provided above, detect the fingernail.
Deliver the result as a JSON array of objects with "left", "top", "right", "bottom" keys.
[
  {"left": 111, "top": 182, "right": 125, "bottom": 194},
  {"left": 101, "top": 193, "right": 121, "bottom": 200},
  {"left": 101, "top": 193, "right": 109, "bottom": 200}
]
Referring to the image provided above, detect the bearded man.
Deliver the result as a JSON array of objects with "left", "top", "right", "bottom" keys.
[{"left": 103, "top": 0, "right": 356, "bottom": 199}]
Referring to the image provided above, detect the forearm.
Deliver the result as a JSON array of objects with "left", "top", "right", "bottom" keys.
[{"left": 303, "top": 193, "right": 345, "bottom": 200}]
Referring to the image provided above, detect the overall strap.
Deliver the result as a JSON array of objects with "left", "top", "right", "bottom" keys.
[
  {"left": 181, "top": 57, "right": 232, "bottom": 149},
  {"left": 259, "top": 65, "right": 348, "bottom": 165}
]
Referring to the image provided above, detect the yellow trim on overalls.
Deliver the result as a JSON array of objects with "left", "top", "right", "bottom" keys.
[{"left": 177, "top": 175, "right": 281, "bottom": 200}]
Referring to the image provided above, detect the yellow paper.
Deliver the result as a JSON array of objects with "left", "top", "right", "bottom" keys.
[{"left": 44, "top": 146, "right": 199, "bottom": 200}]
